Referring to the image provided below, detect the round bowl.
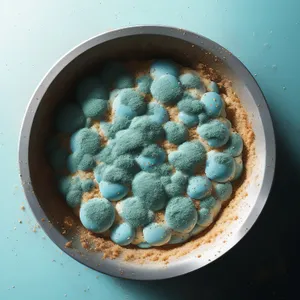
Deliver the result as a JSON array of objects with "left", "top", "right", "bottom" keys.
[{"left": 19, "top": 26, "right": 275, "bottom": 280}]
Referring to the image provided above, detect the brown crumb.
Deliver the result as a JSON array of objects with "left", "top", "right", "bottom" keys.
[
  {"left": 65, "top": 241, "right": 73, "bottom": 248},
  {"left": 63, "top": 216, "right": 74, "bottom": 229},
  {"left": 20, "top": 205, "right": 25, "bottom": 211},
  {"left": 82, "top": 240, "right": 89, "bottom": 249}
]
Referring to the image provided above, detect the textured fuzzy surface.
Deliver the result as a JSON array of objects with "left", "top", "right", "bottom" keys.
[
  {"left": 165, "top": 197, "right": 197, "bottom": 233},
  {"left": 81, "top": 179, "right": 95, "bottom": 192},
  {"left": 168, "top": 140, "right": 206, "bottom": 173},
  {"left": 79, "top": 198, "right": 115, "bottom": 232},
  {"left": 114, "top": 74, "right": 134, "bottom": 89},
  {"left": 213, "top": 182, "right": 233, "bottom": 201},
  {"left": 93, "top": 163, "right": 106, "bottom": 183},
  {"left": 130, "top": 116, "right": 164, "bottom": 142},
  {"left": 106, "top": 117, "right": 131, "bottom": 139},
  {"left": 80, "top": 98, "right": 108, "bottom": 119},
  {"left": 179, "top": 73, "right": 203, "bottom": 89},
  {"left": 150, "top": 75, "right": 182, "bottom": 104},
  {"left": 132, "top": 172, "right": 167, "bottom": 211},
  {"left": 164, "top": 121, "right": 188, "bottom": 145},
  {"left": 113, "top": 154, "right": 139, "bottom": 173},
  {"left": 172, "top": 171, "right": 188, "bottom": 186},
  {"left": 200, "top": 196, "right": 217, "bottom": 210},
  {"left": 198, "top": 112, "right": 210, "bottom": 125},
  {"left": 150, "top": 163, "right": 173, "bottom": 176},
  {"left": 58, "top": 176, "right": 81, "bottom": 195},
  {"left": 177, "top": 96, "right": 203, "bottom": 114},
  {"left": 66, "top": 189, "right": 82, "bottom": 208},
  {"left": 136, "top": 144, "right": 166, "bottom": 171},
  {"left": 141, "top": 144, "right": 165, "bottom": 158},
  {"left": 67, "top": 152, "right": 95, "bottom": 172},
  {"left": 205, "top": 151, "right": 235, "bottom": 182},
  {"left": 197, "top": 119, "right": 230, "bottom": 148},
  {"left": 187, "top": 176, "right": 212, "bottom": 200},
  {"left": 178, "top": 111, "right": 199, "bottom": 128},
  {"left": 50, "top": 59, "right": 245, "bottom": 248},
  {"left": 164, "top": 171, "right": 188, "bottom": 198},
  {"left": 116, "top": 89, "right": 146, "bottom": 115},
  {"left": 197, "top": 207, "right": 213, "bottom": 226},
  {"left": 58, "top": 176, "right": 72, "bottom": 195},
  {"left": 224, "top": 132, "right": 243, "bottom": 157},
  {"left": 118, "top": 197, "right": 154, "bottom": 228},
  {"left": 102, "top": 165, "right": 133, "bottom": 184},
  {"left": 98, "top": 141, "right": 118, "bottom": 164},
  {"left": 150, "top": 59, "right": 179, "bottom": 79},
  {"left": 70, "top": 128, "right": 101, "bottom": 155},
  {"left": 146, "top": 102, "right": 169, "bottom": 124},
  {"left": 136, "top": 75, "right": 152, "bottom": 94}
]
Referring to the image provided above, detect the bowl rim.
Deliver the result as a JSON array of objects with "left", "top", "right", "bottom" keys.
[{"left": 18, "top": 25, "right": 276, "bottom": 280}]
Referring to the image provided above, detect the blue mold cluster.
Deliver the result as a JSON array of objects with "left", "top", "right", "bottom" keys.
[
  {"left": 49, "top": 59, "right": 244, "bottom": 248},
  {"left": 58, "top": 176, "right": 94, "bottom": 208},
  {"left": 168, "top": 141, "right": 206, "bottom": 173},
  {"left": 80, "top": 198, "right": 115, "bottom": 233}
]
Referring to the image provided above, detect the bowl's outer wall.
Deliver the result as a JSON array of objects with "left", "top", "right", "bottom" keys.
[{"left": 19, "top": 27, "right": 275, "bottom": 280}]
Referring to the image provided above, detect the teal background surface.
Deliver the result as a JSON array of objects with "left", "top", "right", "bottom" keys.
[{"left": 0, "top": 0, "right": 296, "bottom": 299}]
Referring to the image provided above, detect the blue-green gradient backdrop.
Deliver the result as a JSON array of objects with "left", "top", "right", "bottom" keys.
[{"left": 0, "top": 0, "right": 296, "bottom": 299}]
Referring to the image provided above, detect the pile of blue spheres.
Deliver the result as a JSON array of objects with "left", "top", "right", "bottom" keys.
[{"left": 48, "top": 60, "right": 244, "bottom": 248}]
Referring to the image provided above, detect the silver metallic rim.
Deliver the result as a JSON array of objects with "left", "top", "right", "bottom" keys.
[{"left": 18, "top": 26, "right": 276, "bottom": 280}]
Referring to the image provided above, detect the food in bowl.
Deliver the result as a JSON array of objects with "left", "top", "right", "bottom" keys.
[{"left": 48, "top": 59, "right": 255, "bottom": 260}]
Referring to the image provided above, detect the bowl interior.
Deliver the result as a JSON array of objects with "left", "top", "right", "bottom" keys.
[{"left": 21, "top": 28, "right": 274, "bottom": 280}]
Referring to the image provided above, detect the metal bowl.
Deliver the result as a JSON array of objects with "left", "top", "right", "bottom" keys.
[{"left": 19, "top": 26, "right": 275, "bottom": 280}]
